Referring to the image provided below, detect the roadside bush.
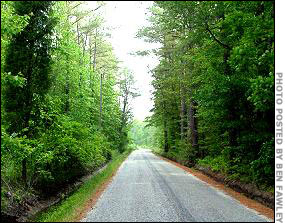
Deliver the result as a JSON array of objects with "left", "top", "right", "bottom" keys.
[
  {"left": 1, "top": 115, "right": 114, "bottom": 195},
  {"left": 250, "top": 138, "right": 274, "bottom": 185},
  {"left": 1, "top": 127, "right": 34, "bottom": 211},
  {"left": 33, "top": 116, "right": 112, "bottom": 191},
  {"left": 198, "top": 155, "right": 229, "bottom": 174},
  {"left": 163, "top": 140, "right": 195, "bottom": 166}
]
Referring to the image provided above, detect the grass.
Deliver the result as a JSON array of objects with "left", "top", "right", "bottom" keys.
[{"left": 33, "top": 148, "right": 133, "bottom": 222}]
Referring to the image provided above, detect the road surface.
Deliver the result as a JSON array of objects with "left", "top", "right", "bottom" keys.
[{"left": 82, "top": 149, "right": 272, "bottom": 222}]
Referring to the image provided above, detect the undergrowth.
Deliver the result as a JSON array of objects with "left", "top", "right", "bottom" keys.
[{"left": 33, "top": 147, "right": 133, "bottom": 222}]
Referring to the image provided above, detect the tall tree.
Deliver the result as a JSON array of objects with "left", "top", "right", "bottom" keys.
[
  {"left": 118, "top": 68, "right": 139, "bottom": 152},
  {"left": 3, "top": 1, "right": 56, "bottom": 183},
  {"left": 137, "top": 1, "right": 274, "bottom": 184}
]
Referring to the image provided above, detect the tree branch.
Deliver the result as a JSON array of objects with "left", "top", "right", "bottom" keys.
[
  {"left": 205, "top": 23, "right": 231, "bottom": 50},
  {"left": 71, "top": 2, "right": 83, "bottom": 10},
  {"left": 71, "top": 5, "right": 102, "bottom": 25}
]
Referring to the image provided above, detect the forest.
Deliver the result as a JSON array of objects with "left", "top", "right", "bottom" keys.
[
  {"left": 1, "top": 0, "right": 274, "bottom": 220},
  {"left": 136, "top": 1, "right": 274, "bottom": 190},
  {"left": 129, "top": 120, "right": 160, "bottom": 149},
  {"left": 1, "top": 1, "right": 137, "bottom": 217}
]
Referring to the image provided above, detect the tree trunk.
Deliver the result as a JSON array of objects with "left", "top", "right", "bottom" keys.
[
  {"left": 76, "top": 22, "right": 80, "bottom": 45},
  {"left": 163, "top": 119, "right": 169, "bottom": 153},
  {"left": 80, "top": 33, "right": 88, "bottom": 88},
  {"left": 180, "top": 84, "right": 186, "bottom": 141},
  {"left": 20, "top": 66, "right": 34, "bottom": 185},
  {"left": 64, "top": 67, "right": 70, "bottom": 113},
  {"left": 93, "top": 28, "right": 98, "bottom": 72},
  {"left": 188, "top": 98, "right": 199, "bottom": 150},
  {"left": 82, "top": 33, "right": 87, "bottom": 57},
  {"left": 224, "top": 48, "right": 238, "bottom": 148},
  {"left": 89, "top": 35, "right": 93, "bottom": 72},
  {"left": 99, "top": 73, "right": 103, "bottom": 127}
]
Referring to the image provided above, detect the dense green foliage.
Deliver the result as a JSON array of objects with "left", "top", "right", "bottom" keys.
[
  {"left": 1, "top": 1, "right": 274, "bottom": 217},
  {"left": 34, "top": 148, "right": 133, "bottom": 222},
  {"left": 137, "top": 1, "right": 274, "bottom": 188},
  {"left": 1, "top": 1, "right": 136, "bottom": 214},
  {"left": 129, "top": 119, "right": 161, "bottom": 149}
]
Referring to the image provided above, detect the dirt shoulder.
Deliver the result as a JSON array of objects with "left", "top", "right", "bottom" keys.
[
  {"left": 156, "top": 154, "right": 274, "bottom": 221},
  {"left": 73, "top": 163, "right": 121, "bottom": 222},
  {"left": 1, "top": 161, "right": 110, "bottom": 222}
]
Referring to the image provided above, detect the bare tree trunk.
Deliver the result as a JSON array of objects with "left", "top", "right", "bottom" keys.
[
  {"left": 92, "top": 30, "right": 98, "bottom": 125},
  {"left": 180, "top": 76, "right": 186, "bottom": 141},
  {"left": 79, "top": 34, "right": 88, "bottom": 89},
  {"left": 20, "top": 64, "right": 34, "bottom": 185},
  {"left": 163, "top": 119, "right": 169, "bottom": 153},
  {"left": 99, "top": 72, "right": 103, "bottom": 127},
  {"left": 87, "top": 36, "right": 94, "bottom": 126},
  {"left": 118, "top": 77, "right": 130, "bottom": 152},
  {"left": 76, "top": 22, "right": 80, "bottom": 45},
  {"left": 120, "top": 91, "right": 128, "bottom": 134},
  {"left": 93, "top": 28, "right": 98, "bottom": 72},
  {"left": 65, "top": 57, "right": 70, "bottom": 113},
  {"left": 82, "top": 33, "right": 87, "bottom": 57},
  {"left": 224, "top": 48, "right": 238, "bottom": 149},
  {"left": 188, "top": 98, "right": 198, "bottom": 149},
  {"left": 180, "top": 96, "right": 186, "bottom": 140},
  {"left": 89, "top": 35, "right": 92, "bottom": 72}
]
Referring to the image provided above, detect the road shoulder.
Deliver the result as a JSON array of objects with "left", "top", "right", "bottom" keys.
[{"left": 155, "top": 153, "right": 274, "bottom": 221}]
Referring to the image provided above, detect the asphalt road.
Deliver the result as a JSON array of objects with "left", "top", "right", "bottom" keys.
[{"left": 81, "top": 149, "right": 272, "bottom": 222}]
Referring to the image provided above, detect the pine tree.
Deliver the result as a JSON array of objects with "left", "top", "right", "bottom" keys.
[{"left": 3, "top": 1, "right": 56, "bottom": 182}]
